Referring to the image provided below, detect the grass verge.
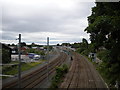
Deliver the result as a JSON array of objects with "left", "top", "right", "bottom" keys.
[{"left": 2, "top": 60, "right": 45, "bottom": 79}]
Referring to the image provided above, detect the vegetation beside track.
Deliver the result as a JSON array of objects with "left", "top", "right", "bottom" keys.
[
  {"left": 71, "top": 2, "right": 120, "bottom": 87},
  {"left": 2, "top": 60, "right": 45, "bottom": 79},
  {"left": 50, "top": 64, "right": 68, "bottom": 88}
]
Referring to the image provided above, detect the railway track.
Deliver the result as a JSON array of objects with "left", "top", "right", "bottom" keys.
[
  {"left": 60, "top": 52, "right": 107, "bottom": 88},
  {"left": 2, "top": 52, "right": 67, "bottom": 88}
]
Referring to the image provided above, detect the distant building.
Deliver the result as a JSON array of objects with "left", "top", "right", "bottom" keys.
[
  {"left": 32, "top": 46, "right": 45, "bottom": 51},
  {"left": 39, "top": 47, "right": 44, "bottom": 50},
  {"left": 32, "top": 47, "right": 38, "bottom": 49},
  {"left": 10, "top": 45, "right": 29, "bottom": 55},
  {"left": 9, "top": 46, "right": 18, "bottom": 54}
]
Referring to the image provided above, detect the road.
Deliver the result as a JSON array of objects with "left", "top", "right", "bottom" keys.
[{"left": 60, "top": 52, "right": 108, "bottom": 89}]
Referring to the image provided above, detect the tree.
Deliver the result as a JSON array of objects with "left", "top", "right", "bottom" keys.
[
  {"left": 2, "top": 49, "right": 11, "bottom": 63},
  {"left": 11, "top": 43, "right": 15, "bottom": 46},
  {"left": 82, "top": 38, "right": 88, "bottom": 49},
  {"left": 31, "top": 43, "right": 36, "bottom": 47},
  {"left": 61, "top": 43, "right": 71, "bottom": 46},
  {"left": 21, "top": 42, "right": 26, "bottom": 47},
  {"left": 71, "top": 43, "right": 81, "bottom": 48},
  {"left": 57, "top": 44, "right": 60, "bottom": 46},
  {"left": 85, "top": 2, "right": 120, "bottom": 86}
]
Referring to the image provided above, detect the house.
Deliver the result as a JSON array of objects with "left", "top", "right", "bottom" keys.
[
  {"left": 32, "top": 46, "right": 45, "bottom": 51},
  {"left": 10, "top": 45, "right": 29, "bottom": 55},
  {"left": 39, "top": 47, "right": 44, "bottom": 50},
  {"left": 9, "top": 46, "right": 18, "bottom": 54},
  {"left": 32, "top": 47, "right": 38, "bottom": 49}
]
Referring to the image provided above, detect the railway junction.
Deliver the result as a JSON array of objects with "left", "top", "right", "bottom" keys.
[{"left": 2, "top": 47, "right": 108, "bottom": 89}]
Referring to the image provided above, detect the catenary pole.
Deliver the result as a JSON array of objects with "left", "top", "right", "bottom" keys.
[
  {"left": 18, "top": 34, "right": 21, "bottom": 88},
  {"left": 47, "top": 37, "right": 49, "bottom": 81}
]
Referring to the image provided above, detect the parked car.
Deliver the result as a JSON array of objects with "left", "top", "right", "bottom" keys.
[
  {"left": 28, "top": 53, "right": 36, "bottom": 59},
  {"left": 33, "top": 55, "right": 40, "bottom": 60}
]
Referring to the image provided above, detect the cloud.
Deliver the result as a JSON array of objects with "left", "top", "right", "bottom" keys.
[{"left": 2, "top": 0, "right": 95, "bottom": 45}]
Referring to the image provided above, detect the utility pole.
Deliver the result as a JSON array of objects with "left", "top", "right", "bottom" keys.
[
  {"left": 47, "top": 37, "right": 49, "bottom": 82},
  {"left": 18, "top": 34, "right": 21, "bottom": 88}
]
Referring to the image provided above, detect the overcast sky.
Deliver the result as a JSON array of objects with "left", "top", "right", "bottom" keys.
[{"left": 1, "top": 0, "right": 95, "bottom": 45}]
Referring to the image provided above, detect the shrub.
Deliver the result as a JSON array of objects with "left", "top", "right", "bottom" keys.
[
  {"left": 62, "top": 64, "right": 68, "bottom": 73},
  {"left": 97, "top": 50, "right": 110, "bottom": 61},
  {"left": 76, "top": 48, "right": 85, "bottom": 53},
  {"left": 2, "top": 49, "right": 11, "bottom": 63},
  {"left": 81, "top": 49, "right": 89, "bottom": 56},
  {"left": 50, "top": 64, "right": 68, "bottom": 88}
]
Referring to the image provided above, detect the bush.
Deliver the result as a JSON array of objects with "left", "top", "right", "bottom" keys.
[
  {"left": 26, "top": 48, "right": 45, "bottom": 55},
  {"left": 97, "top": 50, "right": 110, "bottom": 61},
  {"left": 76, "top": 48, "right": 85, "bottom": 53},
  {"left": 50, "top": 64, "right": 68, "bottom": 88},
  {"left": 62, "top": 64, "right": 68, "bottom": 73},
  {"left": 2, "top": 49, "right": 11, "bottom": 63},
  {"left": 97, "top": 50, "right": 120, "bottom": 87},
  {"left": 81, "top": 49, "right": 89, "bottom": 56}
]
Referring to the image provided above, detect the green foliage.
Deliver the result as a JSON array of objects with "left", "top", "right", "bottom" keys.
[
  {"left": 71, "top": 43, "right": 80, "bottom": 48},
  {"left": 26, "top": 44, "right": 43, "bottom": 48},
  {"left": 76, "top": 48, "right": 84, "bottom": 53},
  {"left": 97, "top": 50, "right": 110, "bottom": 61},
  {"left": 61, "top": 43, "right": 71, "bottom": 46},
  {"left": 57, "top": 44, "right": 60, "bottom": 46},
  {"left": 50, "top": 64, "right": 68, "bottom": 88},
  {"left": 26, "top": 48, "right": 45, "bottom": 55},
  {"left": 2, "top": 48, "right": 11, "bottom": 63},
  {"left": 75, "top": 38, "right": 89, "bottom": 56},
  {"left": 44, "top": 46, "right": 53, "bottom": 51},
  {"left": 85, "top": 2, "right": 120, "bottom": 86},
  {"left": 62, "top": 64, "right": 68, "bottom": 73},
  {"left": 20, "top": 42, "right": 26, "bottom": 47},
  {"left": 2, "top": 61, "right": 42, "bottom": 77},
  {"left": 49, "top": 46, "right": 53, "bottom": 51},
  {"left": 81, "top": 49, "right": 89, "bottom": 56},
  {"left": 82, "top": 38, "right": 88, "bottom": 49}
]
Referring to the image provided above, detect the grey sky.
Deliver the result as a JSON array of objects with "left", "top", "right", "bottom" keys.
[{"left": 1, "top": 0, "right": 95, "bottom": 45}]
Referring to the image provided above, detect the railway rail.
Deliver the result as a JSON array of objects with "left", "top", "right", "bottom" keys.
[
  {"left": 60, "top": 52, "right": 107, "bottom": 89},
  {"left": 2, "top": 52, "right": 67, "bottom": 88}
]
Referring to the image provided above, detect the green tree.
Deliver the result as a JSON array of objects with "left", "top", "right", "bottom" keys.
[
  {"left": 2, "top": 49, "right": 11, "bottom": 63},
  {"left": 57, "top": 44, "right": 60, "bottom": 46},
  {"left": 82, "top": 38, "right": 88, "bottom": 49},
  {"left": 21, "top": 42, "right": 26, "bottom": 47},
  {"left": 71, "top": 43, "right": 81, "bottom": 48},
  {"left": 85, "top": 2, "right": 120, "bottom": 86},
  {"left": 61, "top": 43, "right": 71, "bottom": 46}
]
